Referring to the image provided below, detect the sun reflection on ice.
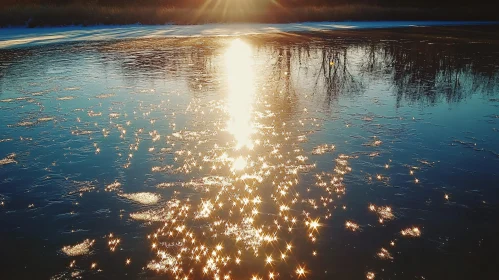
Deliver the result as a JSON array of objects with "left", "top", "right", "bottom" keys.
[
  {"left": 231, "top": 156, "right": 248, "bottom": 171},
  {"left": 225, "top": 39, "right": 255, "bottom": 150}
]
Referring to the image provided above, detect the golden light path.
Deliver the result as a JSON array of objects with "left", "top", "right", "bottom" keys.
[
  {"left": 55, "top": 38, "right": 422, "bottom": 280},
  {"left": 136, "top": 38, "right": 356, "bottom": 279},
  {"left": 225, "top": 39, "right": 255, "bottom": 152}
]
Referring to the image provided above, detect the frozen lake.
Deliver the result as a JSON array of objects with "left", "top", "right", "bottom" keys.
[{"left": 0, "top": 24, "right": 499, "bottom": 279}]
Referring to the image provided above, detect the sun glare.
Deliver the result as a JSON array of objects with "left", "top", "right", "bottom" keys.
[
  {"left": 225, "top": 39, "right": 255, "bottom": 150},
  {"left": 232, "top": 156, "right": 248, "bottom": 171}
]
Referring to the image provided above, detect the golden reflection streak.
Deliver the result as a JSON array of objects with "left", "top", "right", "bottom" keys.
[
  {"left": 225, "top": 39, "right": 255, "bottom": 152},
  {"left": 132, "top": 38, "right": 360, "bottom": 280}
]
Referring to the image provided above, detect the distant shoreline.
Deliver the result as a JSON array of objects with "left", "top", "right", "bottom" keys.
[
  {"left": 1, "top": 4, "right": 499, "bottom": 28},
  {"left": 1, "top": 22, "right": 498, "bottom": 49}
]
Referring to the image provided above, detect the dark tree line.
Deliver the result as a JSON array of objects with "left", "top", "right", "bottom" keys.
[{"left": 2, "top": 0, "right": 498, "bottom": 8}]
